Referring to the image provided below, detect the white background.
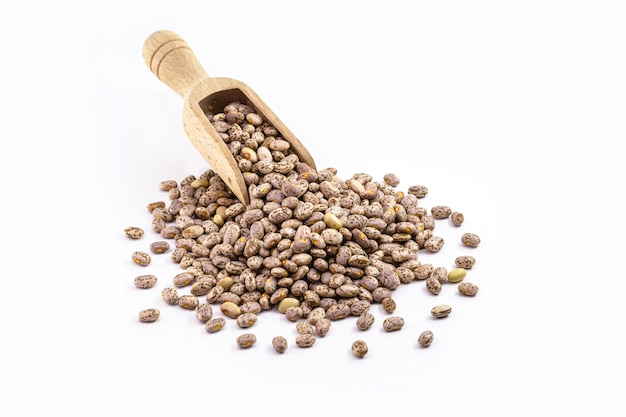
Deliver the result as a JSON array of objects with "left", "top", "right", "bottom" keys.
[{"left": 2, "top": 1, "right": 625, "bottom": 415}]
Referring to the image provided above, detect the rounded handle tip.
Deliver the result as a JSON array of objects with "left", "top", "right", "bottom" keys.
[{"left": 142, "top": 30, "right": 208, "bottom": 98}]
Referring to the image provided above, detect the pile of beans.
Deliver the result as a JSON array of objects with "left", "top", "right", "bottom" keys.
[{"left": 126, "top": 101, "right": 482, "bottom": 357}]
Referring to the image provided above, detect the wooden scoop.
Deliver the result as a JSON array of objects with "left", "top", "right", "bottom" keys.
[{"left": 142, "top": 30, "right": 316, "bottom": 205}]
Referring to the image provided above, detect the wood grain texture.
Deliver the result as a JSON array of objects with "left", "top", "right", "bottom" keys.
[{"left": 142, "top": 30, "right": 316, "bottom": 205}]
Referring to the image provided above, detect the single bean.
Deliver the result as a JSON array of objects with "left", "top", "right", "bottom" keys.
[
  {"left": 382, "top": 316, "right": 405, "bottom": 332},
  {"left": 351, "top": 340, "right": 368, "bottom": 358},
  {"left": 447, "top": 268, "right": 467, "bottom": 283},
  {"left": 205, "top": 317, "right": 226, "bottom": 333},
  {"left": 124, "top": 227, "right": 144, "bottom": 239},
  {"left": 236, "top": 333, "right": 257, "bottom": 349},
  {"left": 131, "top": 251, "right": 151, "bottom": 266},
  {"left": 272, "top": 336, "right": 288, "bottom": 353},
  {"left": 138, "top": 308, "right": 160, "bottom": 322},
  {"left": 431, "top": 304, "right": 452, "bottom": 318},
  {"left": 134, "top": 274, "right": 157, "bottom": 289},
  {"left": 458, "top": 282, "right": 480, "bottom": 296},
  {"left": 418, "top": 330, "right": 434, "bottom": 347}
]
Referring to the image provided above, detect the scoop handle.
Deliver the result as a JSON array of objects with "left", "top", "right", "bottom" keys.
[{"left": 142, "top": 30, "right": 208, "bottom": 99}]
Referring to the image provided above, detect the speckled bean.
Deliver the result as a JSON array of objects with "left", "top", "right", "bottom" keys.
[
  {"left": 138, "top": 308, "right": 160, "bottom": 322},
  {"left": 195, "top": 303, "right": 213, "bottom": 322},
  {"left": 296, "top": 321, "right": 314, "bottom": 335},
  {"left": 382, "top": 316, "right": 405, "bottom": 332},
  {"left": 455, "top": 255, "right": 476, "bottom": 269},
  {"left": 431, "top": 266, "right": 448, "bottom": 284},
  {"left": 431, "top": 205, "right": 452, "bottom": 219},
  {"left": 315, "top": 318, "right": 332, "bottom": 337},
  {"left": 272, "top": 336, "right": 288, "bottom": 353},
  {"left": 381, "top": 297, "right": 397, "bottom": 313},
  {"left": 356, "top": 313, "right": 376, "bottom": 332},
  {"left": 161, "top": 287, "right": 179, "bottom": 305},
  {"left": 424, "top": 236, "right": 445, "bottom": 253},
  {"left": 125, "top": 227, "right": 144, "bottom": 239},
  {"left": 351, "top": 340, "right": 368, "bottom": 358},
  {"left": 418, "top": 330, "right": 434, "bottom": 347},
  {"left": 134, "top": 274, "right": 157, "bottom": 289},
  {"left": 425, "top": 275, "right": 442, "bottom": 295},
  {"left": 450, "top": 211, "right": 464, "bottom": 226},
  {"left": 458, "top": 282, "right": 480, "bottom": 296},
  {"left": 149, "top": 241, "right": 170, "bottom": 254},
  {"left": 205, "top": 317, "right": 226, "bottom": 333},
  {"left": 461, "top": 232, "right": 481, "bottom": 248},
  {"left": 236, "top": 333, "right": 257, "bottom": 349},
  {"left": 295, "top": 333, "right": 316, "bottom": 348},
  {"left": 173, "top": 272, "right": 195, "bottom": 288},
  {"left": 236, "top": 312, "right": 258, "bottom": 328},
  {"left": 178, "top": 295, "right": 199, "bottom": 310},
  {"left": 131, "top": 251, "right": 151, "bottom": 266}
]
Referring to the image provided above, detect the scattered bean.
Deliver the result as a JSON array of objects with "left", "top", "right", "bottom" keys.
[
  {"left": 236, "top": 333, "right": 257, "bottom": 349},
  {"left": 458, "top": 282, "right": 480, "bottom": 296},
  {"left": 205, "top": 317, "right": 226, "bottom": 333},
  {"left": 134, "top": 274, "right": 157, "bottom": 289},
  {"left": 131, "top": 251, "right": 151, "bottom": 266},
  {"left": 447, "top": 268, "right": 467, "bottom": 283},
  {"left": 272, "top": 336, "right": 288, "bottom": 353},
  {"left": 450, "top": 211, "right": 464, "bottom": 226},
  {"left": 161, "top": 287, "right": 179, "bottom": 305},
  {"left": 461, "top": 232, "right": 481, "bottom": 248},
  {"left": 431, "top": 205, "right": 452, "bottom": 219},
  {"left": 382, "top": 316, "right": 405, "bottom": 332},
  {"left": 455, "top": 255, "right": 476, "bottom": 269},
  {"left": 351, "top": 340, "right": 368, "bottom": 358},
  {"left": 149, "top": 241, "right": 170, "bottom": 254},
  {"left": 418, "top": 330, "right": 434, "bottom": 347},
  {"left": 138, "top": 308, "right": 160, "bottom": 322},
  {"left": 431, "top": 304, "right": 452, "bottom": 318},
  {"left": 356, "top": 312, "right": 375, "bottom": 330},
  {"left": 125, "top": 227, "right": 144, "bottom": 239}
]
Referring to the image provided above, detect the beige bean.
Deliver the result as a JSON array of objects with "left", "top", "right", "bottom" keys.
[
  {"left": 461, "top": 232, "right": 481, "bottom": 248},
  {"left": 236, "top": 333, "right": 257, "bottom": 349},
  {"left": 278, "top": 297, "right": 300, "bottom": 313},
  {"left": 431, "top": 304, "right": 452, "bottom": 318},
  {"left": 138, "top": 308, "right": 160, "bottom": 323},
  {"left": 220, "top": 301, "right": 242, "bottom": 318},
  {"left": 272, "top": 336, "right": 289, "bottom": 353},
  {"left": 418, "top": 330, "right": 434, "bottom": 347},
  {"left": 295, "top": 333, "right": 316, "bottom": 348},
  {"left": 178, "top": 295, "right": 199, "bottom": 310},
  {"left": 447, "top": 268, "right": 467, "bottom": 283},
  {"left": 382, "top": 316, "right": 405, "bottom": 332},
  {"left": 134, "top": 274, "right": 157, "bottom": 289},
  {"left": 149, "top": 241, "right": 170, "bottom": 254},
  {"left": 205, "top": 317, "right": 226, "bottom": 333},
  {"left": 236, "top": 312, "right": 258, "bottom": 328},
  {"left": 455, "top": 255, "right": 476, "bottom": 269},
  {"left": 195, "top": 303, "right": 213, "bottom": 322},
  {"left": 131, "top": 251, "right": 151, "bottom": 266},
  {"left": 124, "top": 226, "right": 144, "bottom": 239},
  {"left": 161, "top": 287, "right": 179, "bottom": 305},
  {"left": 351, "top": 340, "right": 369, "bottom": 358},
  {"left": 458, "top": 282, "right": 480, "bottom": 296},
  {"left": 315, "top": 318, "right": 332, "bottom": 337}
]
